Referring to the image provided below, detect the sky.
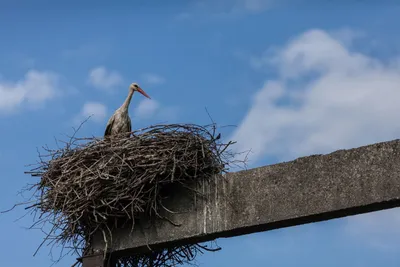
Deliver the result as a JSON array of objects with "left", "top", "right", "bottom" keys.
[{"left": 1, "top": 0, "right": 400, "bottom": 266}]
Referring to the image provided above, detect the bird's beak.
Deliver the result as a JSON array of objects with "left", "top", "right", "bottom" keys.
[{"left": 137, "top": 87, "right": 151, "bottom": 99}]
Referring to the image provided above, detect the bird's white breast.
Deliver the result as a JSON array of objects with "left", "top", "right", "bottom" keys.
[{"left": 111, "top": 111, "right": 130, "bottom": 134}]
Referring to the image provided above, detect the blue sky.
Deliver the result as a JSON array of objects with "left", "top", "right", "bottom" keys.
[{"left": 1, "top": 1, "right": 400, "bottom": 266}]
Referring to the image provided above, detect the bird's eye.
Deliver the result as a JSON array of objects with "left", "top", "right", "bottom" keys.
[{"left": 134, "top": 85, "right": 138, "bottom": 88}]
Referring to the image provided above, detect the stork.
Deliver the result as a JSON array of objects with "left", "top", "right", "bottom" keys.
[{"left": 104, "top": 83, "right": 151, "bottom": 138}]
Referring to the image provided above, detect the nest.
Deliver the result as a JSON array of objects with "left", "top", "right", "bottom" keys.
[
  {"left": 23, "top": 123, "right": 241, "bottom": 266},
  {"left": 114, "top": 242, "right": 221, "bottom": 267}
]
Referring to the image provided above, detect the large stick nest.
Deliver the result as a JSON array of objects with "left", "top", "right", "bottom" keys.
[{"left": 24, "top": 123, "right": 241, "bottom": 265}]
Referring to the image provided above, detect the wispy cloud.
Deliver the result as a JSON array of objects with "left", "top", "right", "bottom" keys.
[
  {"left": 176, "top": 0, "right": 273, "bottom": 20},
  {"left": 62, "top": 42, "right": 111, "bottom": 61},
  {"left": 133, "top": 98, "right": 160, "bottom": 119},
  {"left": 328, "top": 28, "right": 366, "bottom": 47},
  {"left": 233, "top": 0, "right": 273, "bottom": 12},
  {"left": 74, "top": 101, "right": 107, "bottom": 124},
  {"left": 133, "top": 98, "right": 178, "bottom": 122},
  {"left": 0, "top": 70, "right": 61, "bottom": 114},
  {"left": 142, "top": 73, "right": 165, "bottom": 86},
  {"left": 174, "top": 12, "right": 192, "bottom": 21},
  {"left": 88, "top": 66, "right": 123, "bottom": 91},
  {"left": 204, "top": 0, "right": 273, "bottom": 13}
]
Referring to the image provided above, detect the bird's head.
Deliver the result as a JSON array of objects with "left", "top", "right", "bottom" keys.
[{"left": 129, "top": 83, "right": 151, "bottom": 99}]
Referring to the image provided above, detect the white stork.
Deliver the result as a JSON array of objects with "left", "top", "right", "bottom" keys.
[{"left": 104, "top": 83, "right": 151, "bottom": 138}]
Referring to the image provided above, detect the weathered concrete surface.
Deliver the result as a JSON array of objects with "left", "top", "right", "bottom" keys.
[{"left": 92, "top": 139, "right": 400, "bottom": 256}]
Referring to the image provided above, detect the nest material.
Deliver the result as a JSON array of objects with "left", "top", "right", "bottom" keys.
[
  {"left": 115, "top": 242, "right": 221, "bottom": 267},
  {"left": 25, "top": 123, "right": 239, "bottom": 265}
]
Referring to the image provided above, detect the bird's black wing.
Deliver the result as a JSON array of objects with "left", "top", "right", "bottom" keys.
[
  {"left": 104, "top": 115, "right": 115, "bottom": 137},
  {"left": 127, "top": 116, "right": 132, "bottom": 134}
]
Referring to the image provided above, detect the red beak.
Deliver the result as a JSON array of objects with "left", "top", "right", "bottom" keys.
[{"left": 137, "top": 87, "right": 151, "bottom": 99}]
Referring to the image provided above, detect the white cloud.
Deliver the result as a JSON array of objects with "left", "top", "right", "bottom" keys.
[
  {"left": 75, "top": 102, "right": 107, "bottom": 124},
  {"left": 328, "top": 28, "right": 366, "bottom": 47},
  {"left": 174, "top": 12, "right": 192, "bottom": 21},
  {"left": 88, "top": 66, "right": 123, "bottom": 91},
  {"left": 179, "top": 0, "right": 272, "bottom": 20},
  {"left": 142, "top": 73, "right": 165, "bottom": 85},
  {"left": 233, "top": 0, "right": 272, "bottom": 12},
  {"left": 207, "top": 0, "right": 272, "bottom": 12},
  {"left": 0, "top": 70, "right": 60, "bottom": 114},
  {"left": 62, "top": 42, "right": 111, "bottom": 61},
  {"left": 232, "top": 29, "right": 400, "bottom": 164},
  {"left": 231, "top": 28, "right": 400, "bottom": 249},
  {"left": 132, "top": 98, "right": 178, "bottom": 122},
  {"left": 133, "top": 98, "right": 160, "bottom": 119}
]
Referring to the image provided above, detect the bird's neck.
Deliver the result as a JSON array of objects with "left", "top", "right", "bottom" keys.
[{"left": 120, "top": 90, "right": 134, "bottom": 111}]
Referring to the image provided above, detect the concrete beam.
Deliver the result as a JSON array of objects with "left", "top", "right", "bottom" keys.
[{"left": 92, "top": 139, "right": 400, "bottom": 257}]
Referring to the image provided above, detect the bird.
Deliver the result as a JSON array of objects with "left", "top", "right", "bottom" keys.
[{"left": 104, "top": 82, "right": 151, "bottom": 138}]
